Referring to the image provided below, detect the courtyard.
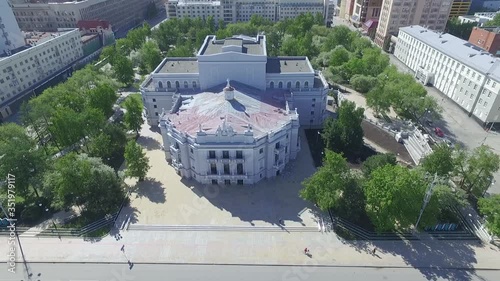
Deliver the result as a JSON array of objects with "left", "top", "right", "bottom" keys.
[{"left": 118, "top": 122, "right": 323, "bottom": 228}]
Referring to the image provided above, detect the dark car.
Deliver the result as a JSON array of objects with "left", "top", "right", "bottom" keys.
[{"left": 434, "top": 127, "right": 444, "bottom": 137}]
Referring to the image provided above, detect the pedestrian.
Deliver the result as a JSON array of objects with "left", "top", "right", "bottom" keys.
[
  {"left": 121, "top": 245, "right": 125, "bottom": 252},
  {"left": 372, "top": 247, "right": 376, "bottom": 255},
  {"left": 304, "top": 248, "right": 308, "bottom": 254}
]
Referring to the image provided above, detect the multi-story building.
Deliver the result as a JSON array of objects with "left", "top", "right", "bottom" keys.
[
  {"left": 458, "top": 11, "right": 498, "bottom": 25},
  {"left": 468, "top": 26, "right": 500, "bottom": 56},
  {"left": 0, "top": 29, "right": 83, "bottom": 119},
  {"left": 166, "top": 0, "right": 326, "bottom": 23},
  {"left": 394, "top": 25, "right": 500, "bottom": 125},
  {"left": 0, "top": 0, "right": 26, "bottom": 55},
  {"left": 350, "top": 0, "right": 383, "bottom": 27},
  {"left": 483, "top": 0, "right": 500, "bottom": 10},
  {"left": 10, "top": 0, "right": 163, "bottom": 33},
  {"left": 140, "top": 34, "right": 329, "bottom": 184},
  {"left": 449, "top": 0, "right": 471, "bottom": 19},
  {"left": 375, "top": 0, "right": 453, "bottom": 48}
]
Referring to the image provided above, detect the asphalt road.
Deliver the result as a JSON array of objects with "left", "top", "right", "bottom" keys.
[{"left": 5, "top": 264, "right": 500, "bottom": 281}]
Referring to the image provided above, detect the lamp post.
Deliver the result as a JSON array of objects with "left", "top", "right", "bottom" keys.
[{"left": 415, "top": 173, "right": 439, "bottom": 231}]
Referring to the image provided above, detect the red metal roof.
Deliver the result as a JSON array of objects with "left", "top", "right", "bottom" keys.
[{"left": 77, "top": 20, "right": 110, "bottom": 30}]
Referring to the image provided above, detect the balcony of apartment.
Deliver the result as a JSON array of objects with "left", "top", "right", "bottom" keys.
[
  {"left": 274, "top": 145, "right": 285, "bottom": 154},
  {"left": 206, "top": 156, "right": 218, "bottom": 163},
  {"left": 172, "top": 159, "right": 183, "bottom": 171}
]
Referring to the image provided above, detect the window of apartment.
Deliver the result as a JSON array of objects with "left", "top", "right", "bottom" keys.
[
  {"left": 470, "top": 94, "right": 473, "bottom": 99},
  {"left": 488, "top": 92, "right": 491, "bottom": 97},
  {"left": 212, "top": 179, "right": 218, "bottom": 185},
  {"left": 152, "top": 98, "right": 156, "bottom": 102},
  {"left": 222, "top": 151, "right": 229, "bottom": 159},
  {"left": 236, "top": 151, "right": 243, "bottom": 159},
  {"left": 484, "top": 102, "right": 488, "bottom": 107},
  {"left": 493, "top": 82, "right": 497, "bottom": 87},
  {"left": 479, "top": 98, "right": 483, "bottom": 103},
  {"left": 153, "top": 105, "right": 157, "bottom": 108},
  {"left": 209, "top": 150, "right": 216, "bottom": 159},
  {"left": 474, "top": 85, "right": 477, "bottom": 90},
  {"left": 190, "top": 148, "right": 193, "bottom": 154},
  {"left": 237, "top": 179, "right": 243, "bottom": 185},
  {"left": 224, "top": 179, "right": 231, "bottom": 185},
  {"left": 487, "top": 79, "right": 491, "bottom": 85},
  {"left": 259, "top": 148, "right": 263, "bottom": 154},
  {"left": 311, "top": 111, "right": 314, "bottom": 115},
  {"left": 155, "top": 112, "right": 158, "bottom": 116}
]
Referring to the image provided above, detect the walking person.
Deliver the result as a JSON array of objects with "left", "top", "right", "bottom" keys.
[
  {"left": 121, "top": 245, "right": 125, "bottom": 252},
  {"left": 372, "top": 247, "right": 377, "bottom": 255}
]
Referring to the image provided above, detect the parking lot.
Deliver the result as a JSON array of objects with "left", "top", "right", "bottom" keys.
[{"left": 118, "top": 123, "right": 323, "bottom": 228}]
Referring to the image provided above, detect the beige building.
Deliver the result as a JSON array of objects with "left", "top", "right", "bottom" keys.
[
  {"left": 375, "top": 0, "right": 453, "bottom": 48},
  {"left": 10, "top": 0, "right": 163, "bottom": 32},
  {"left": 351, "top": 0, "right": 383, "bottom": 26},
  {"left": 166, "top": 0, "right": 326, "bottom": 23}
]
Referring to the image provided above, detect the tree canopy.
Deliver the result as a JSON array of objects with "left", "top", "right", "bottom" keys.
[
  {"left": 124, "top": 140, "right": 150, "bottom": 181},
  {"left": 322, "top": 100, "right": 364, "bottom": 155},
  {"left": 478, "top": 194, "right": 500, "bottom": 236}
]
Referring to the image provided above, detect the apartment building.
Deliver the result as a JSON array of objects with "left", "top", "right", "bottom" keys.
[
  {"left": 10, "top": 0, "right": 163, "bottom": 32},
  {"left": 375, "top": 0, "right": 453, "bottom": 48},
  {"left": 350, "top": 0, "right": 383, "bottom": 27},
  {"left": 0, "top": 29, "right": 83, "bottom": 119},
  {"left": 394, "top": 25, "right": 500, "bottom": 125},
  {"left": 0, "top": 0, "right": 26, "bottom": 55},
  {"left": 166, "top": 0, "right": 326, "bottom": 23},
  {"left": 468, "top": 26, "right": 500, "bottom": 56},
  {"left": 449, "top": 0, "right": 471, "bottom": 19}
]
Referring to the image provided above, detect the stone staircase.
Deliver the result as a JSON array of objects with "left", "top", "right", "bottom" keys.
[
  {"left": 128, "top": 224, "right": 320, "bottom": 233},
  {"left": 403, "top": 130, "right": 433, "bottom": 165}
]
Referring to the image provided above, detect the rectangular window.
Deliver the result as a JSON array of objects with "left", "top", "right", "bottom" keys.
[
  {"left": 224, "top": 179, "right": 231, "bottom": 185},
  {"left": 484, "top": 102, "right": 488, "bottom": 107},
  {"left": 222, "top": 151, "right": 229, "bottom": 159},
  {"left": 237, "top": 179, "right": 243, "bottom": 185},
  {"left": 236, "top": 151, "right": 243, "bottom": 159},
  {"left": 259, "top": 148, "right": 263, "bottom": 154},
  {"left": 152, "top": 98, "right": 156, "bottom": 102},
  {"left": 154, "top": 105, "right": 157, "bottom": 108},
  {"left": 209, "top": 150, "right": 216, "bottom": 159}
]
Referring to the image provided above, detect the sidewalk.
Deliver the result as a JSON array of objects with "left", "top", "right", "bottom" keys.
[{"left": 1, "top": 228, "right": 499, "bottom": 271}]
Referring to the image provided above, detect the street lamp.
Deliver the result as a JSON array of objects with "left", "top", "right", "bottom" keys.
[{"left": 415, "top": 173, "right": 439, "bottom": 231}]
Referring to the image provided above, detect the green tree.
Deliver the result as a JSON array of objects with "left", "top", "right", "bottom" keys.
[
  {"left": 446, "top": 17, "right": 477, "bottom": 40},
  {"left": 0, "top": 123, "right": 48, "bottom": 201},
  {"left": 167, "top": 45, "right": 194, "bottom": 57},
  {"left": 323, "top": 25, "right": 355, "bottom": 51},
  {"left": 478, "top": 194, "right": 500, "bottom": 236},
  {"left": 364, "top": 165, "right": 439, "bottom": 232},
  {"left": 322, "top": 100, "right": 364, "bottom": 155},
  {"left": 350, "top": 74, "right": 377, "bottom": 93},
  {"left": 86, "top": 83, "right": 117, "bottom": 118},
  {"left": 123, "top": 95, "right": 144, "bottom": 134},
  {"left": 361, "top": 153, "right": 397, "bottom": 178},
  {"left": 421, "top": 144, "right": 454, "bottom": 177},
  {"left": 139, "top": 40, "right": 162, "bottom": 73},
  {"left": 300, "top": 150, "right": 365, "bottom": 220},
  {"left": 44, "top": 153, "right": 125, "bottom": 216},
  {"left": 112, "top": 55, "right": 135, "bottom": 86},
  {"left": 454, "top": 145, "right": 500, "bottom": 198},
  {"left": 124, "top": 140, "right": 150, "bottom": 181},
  {"left": 329, "top": 45, "right": 350, "bottom": 66},
  {"left": 88, "top": 123, "right": 127, "bottom": 166},
  {"left": 360, "top": 47, "right": 389, "bottom": 77}
]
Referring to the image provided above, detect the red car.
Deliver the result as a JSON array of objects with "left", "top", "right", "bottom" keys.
[{"left": 434, "top": 127, "right": 444, "bottom": 137}]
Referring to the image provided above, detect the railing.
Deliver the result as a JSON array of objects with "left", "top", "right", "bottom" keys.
[
  {"left": 274, "top": 146, "right": 285, "bottom": 154},
  {"left": 273, "top": 161, "right": 284, "bottom": 169}
]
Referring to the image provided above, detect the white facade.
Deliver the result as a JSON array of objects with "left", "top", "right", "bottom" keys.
[
  {"left": 394, "top": 25, "right": 500, "bottom": 124},
  {"left": 0, "top": 29, "right": 83, "bottom": 119},
  {"left": 140, "top": 34, "right": 329, "bottom": 127},
  {"left": 0, "top": 0, "right": 25, "bottom": 55},
  {"left": 158, "top": 81, "right": 301, "bottom": 185},
  {"left": 166, "top": 0, "right": 326, "bottom": 23}
]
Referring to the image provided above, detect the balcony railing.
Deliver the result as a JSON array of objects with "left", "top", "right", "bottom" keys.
[
  {"left": 207, "top": 157, "right": 217, "bottom": 163},
  {"left": 273, "top": 161, "right": 284, "bottom": 170},
  {"left": 233, "top": 157, "right": 245, "bottom": 163},
  {"left": 205, "top": 172, "right": 247, "bottom": 179},
  {"left": 274, "top": 146, "right": 285, "bottom": 154}
]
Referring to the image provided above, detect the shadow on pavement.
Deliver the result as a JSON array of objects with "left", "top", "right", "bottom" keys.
[
  {"left": 344, "top": 238, "right": 485, "bottom": 281},
  {"left": 137, "top": 135, "right": 162, "bottom": 151},
  {"left": 131, "top": 178, "right": 166, "bottom": 203}
]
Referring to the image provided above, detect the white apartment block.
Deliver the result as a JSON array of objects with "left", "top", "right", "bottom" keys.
[
  {"left": 166, "top": 0, "right": 326, "bottom": 23},
  {"left": 141, "top": 34, "right": 329, "bottom": 184},
  {"left": 375, "top": 0, "right": 453, "bottom": 47},
  {"left": 0, "top": 29, "right": 83, "bottom": 119},
  {"left": 394, "top": 25, "right": 500, "bottom": 125}
]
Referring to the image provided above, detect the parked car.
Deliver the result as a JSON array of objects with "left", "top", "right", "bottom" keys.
[{"left": 434, "top": 127, "right": 444, "bottom": 137}]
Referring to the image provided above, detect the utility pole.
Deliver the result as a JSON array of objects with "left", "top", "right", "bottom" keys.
[{"left": 415, "top": 173, "right": 439, "bottom": 231}]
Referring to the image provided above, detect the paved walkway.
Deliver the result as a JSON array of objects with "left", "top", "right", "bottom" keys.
[{"left": 1, "top": 229, "right": 499, "bottom": 278}]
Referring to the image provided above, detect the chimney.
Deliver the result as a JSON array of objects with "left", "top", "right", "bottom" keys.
[{"left": 224, "top": 79, "right": 235, "bottom": 100}]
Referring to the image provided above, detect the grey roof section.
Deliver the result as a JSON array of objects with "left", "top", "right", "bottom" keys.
[
  {"left": 157, "top": 58, "right": 199, "bottom": 74},
  {"left": 266, "top": 57, "right": 314, "bottom": 73},
  {"left": 399, "top": 25, "right": 500, "bottom": 81},
  {"left": 199, "top": 35, "right": 265, "bottom": 56}
]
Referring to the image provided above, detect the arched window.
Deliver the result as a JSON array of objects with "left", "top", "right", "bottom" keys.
[
  {"left": 295, "top": 81, "right": 300, "bottom": 89},
  {"left": 167, "top": 81, "right": 171, "bottom": 88},
  {"left": 158, "top": 81, "right": 163, "bottom": 88},
  {"left": 287, "top": 82, "right": 291, "bottom": 89},
  {"left": 175, "top": 81, "right": 180, "bottom": 88},
  {"left": 304, "top": 81, "right": 309, "bottom": 88},
  {"left": 193, "top": 81, "right": 197, "bottom": 88},
  {"left": 278, "top": 81, "right": 283, "bottom": 89},
  {"left": 270, "top": 81, "right": 274, "bottom": 89},
  {"left": 184, "top": 81, "right": 188, "bottom": 88}
]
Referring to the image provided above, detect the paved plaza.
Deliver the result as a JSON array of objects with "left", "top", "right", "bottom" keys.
[{"left": 118, "top": 122, "right": 321, "bottom": 228}]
